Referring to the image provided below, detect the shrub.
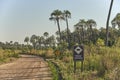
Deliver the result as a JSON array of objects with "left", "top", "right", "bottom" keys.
[
  {"left": 54, "top": 49, "right": 61, "bottom": 59},
  {"left": 45, "top": 48, "right": 54, "bottom": 58},
  {"left": 62, "top": 56, "right": 70, "bottom": 63},
  {"left": 0, "top": 49, "right": 19, "bottom": 63},
  {"left": 96, "top": 38, "right": 105, "bottom": 47}
]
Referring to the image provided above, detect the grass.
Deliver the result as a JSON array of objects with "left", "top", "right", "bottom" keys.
[
  {"left": 47, "top": 45, "right": 120, "bottom": 80},
  {"left": 0, "top": 49, "right": 19, "bottom": 64},
  {"left": 19, "top": 45, "right": 120, "bottom": 80},
  {"left": 47, "top": 61, "right": 59, "bottom": 80}
]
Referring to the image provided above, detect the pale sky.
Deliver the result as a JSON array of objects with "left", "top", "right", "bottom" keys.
[{"left": 0, "top": 0, "right": 120, "bottom": 43}]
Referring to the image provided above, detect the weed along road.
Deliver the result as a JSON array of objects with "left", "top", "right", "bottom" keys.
[{"left": 0, "top": 55, "right": 53, "bottom": 80}]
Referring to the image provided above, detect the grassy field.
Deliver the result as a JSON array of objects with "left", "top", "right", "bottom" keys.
[
  {"left": 35, "top": 46, "right": 120, "bottom": 80},
  {"left": 0, "top": 45, "right": 120, "bottom": 80}
]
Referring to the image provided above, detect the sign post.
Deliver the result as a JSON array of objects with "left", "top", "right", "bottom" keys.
[{"left": 73, "top": 45, "right": 84, "bottom": 73}]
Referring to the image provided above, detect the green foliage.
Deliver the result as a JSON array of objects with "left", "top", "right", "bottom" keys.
[
  {"left": 22, "top": 47, "right": 30, "bottom": 53},
  {"left": 54, "top": 42, "right": 68, "bottom": 59},
  {"left": 48, "top": 61, "right": 59, "bottom": 80},
  {"left": 49, "top": 45, "right": 120, "bottom": 80},
  {"left": 0, "top": 49, "right": 19, "bottom": 63},
  {"left": 114, "top": 37, "right": 120, "bottom": 47},
  {"left": 96, "top": 38, "right": 105, "bottom": 47}
]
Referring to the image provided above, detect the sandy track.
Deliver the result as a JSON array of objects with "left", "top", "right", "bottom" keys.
[{"left": 0, "top": 55, "right": 53, "bottom": 80}]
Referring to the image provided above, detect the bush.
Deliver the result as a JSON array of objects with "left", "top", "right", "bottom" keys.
[
  {"left": 45, "top": 48, "right": 54, "bottom": 58},
  {"left": 96, "top": 38, "right": 105, "bottom": 47},
  {"left": 0, "top": 49, "right": 19, "bottom": 63}
]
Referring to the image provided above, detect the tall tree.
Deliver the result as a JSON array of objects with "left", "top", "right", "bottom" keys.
[
  {"left": 47, "top": 35, "right": 55, "bottom": 47},
  {"left": 44, "top": 32, "right": 49, "bottom": 39},
  {"left": 13, "top": 42, "right": 19, "bottom": 49},
  {"left": 49, "top": 9, "right": 64, "bottom": 42},
  {"left": 75, "top": 19, "right": 86, "bottom": 43},
  {"left": 30, "top": 35, "right": 37, "bottom": 49},
  {"left": 38, "top": 36, "right": 44, "bottom": 49},
  {"left": 106, "top": 0, "right": 114, "bottom": 46},
  {"left": 63, "top": 10, "right": 71, "bottom": 49},
  {"left": 24, "top": 36, "right": 29, "bottom": 45},
  {"left": 87, "top": 19, "right": 96, "bottom": 43},
  {"left": 74, "top": 25, "right": 81, "bottom": 44},
  {"left": 111, "top": 13, "right": 120, "bottom": 29},
  {"left": 43, "top": 32, "right": 49, "bottom": 47}
]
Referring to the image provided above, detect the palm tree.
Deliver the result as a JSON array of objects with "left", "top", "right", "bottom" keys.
[
  {"left": 38, "top": 36, "right": 44, "bottom": 49},
  {"left": 49, "top": 9, "right": 64, "bottom": 42},
  {"left": 106, "top": 0, "right": 114, "bottom": 46},
  {"left": 47, "top": 35, "right": 55, "bottom": 47},
  {"left": 75, "top": 19, "right": 86, "bottom": 43},
  {"left": 44, "top": 32, "right": 49, "bottom": 39},
  {"left": 63, "top": 10, "right": 71, "bottom": 49},
  {"left": 74, "top": 24, "right": 81, "bottom": 44},
  {"left": 111, "top": 13, "right": 120, "bottom": 29},
  {"left": 43, "top": 32, "right": 49, "bottom": 47},
  {"left": 24, "top": 36, "right": 29, "bottom": 45},
  {"left": 86, "top": 19, "right": 96, "bottom": 43},
  {"left": 30, "top": 35, "right": 37, "bottom": 49},
  {"left": 87, "top": 19, "right": 96, "bottom": 30}
]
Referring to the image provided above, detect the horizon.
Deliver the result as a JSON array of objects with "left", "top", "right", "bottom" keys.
[{"left": 0, "top": 0, "right": 120, "bottom": 44}]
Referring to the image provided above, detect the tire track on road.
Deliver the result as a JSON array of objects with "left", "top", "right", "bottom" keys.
[{"left": 0, "top": 55, "right": 53, "bottom": 80}]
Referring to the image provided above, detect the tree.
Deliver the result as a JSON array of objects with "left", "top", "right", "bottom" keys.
[
  {"left": 63, "top": 10, "right": 71, "bottom": 49},
  {"left": 74, "top": 19, "right": 86, "bottom": 43},
  {"left": 24, "top": 36, "right": 29, "bottom": 45},
  {"left": 111, "top": 13, "right": 120, "bottom": 29},
  {"left": 44, "top": 32, "right": 49, "bottom": 38},
  {"left": 74, "top": 25, "right": 81, "bottom": 44},
  {"left": 61, "top": 30, "right": 67, "bottom": 42},
  {"left": 38, "top": 36, "right": 44, "bottom": 49},
  {"left": 10, "top": 41, "right": 13, "bottom": 45},
  {"left": 49, "top": 9, "right": 64, "bottom": 42},
  {"left": 30, "top": 35, "right": 37, "bottom": 49},
  {"left": 43, "top": 32, "right": 49, "bottom": 47},
  {"left": 47, "top": 35, "right": 55, "bottom": 47},
  {"left": 13, "top": 42, "right": 19, "bottom": 49},
  {"left": 106, "top": 0, "right": 114, "bottom": 46},
  {"left": 86, "top": 19, "right": 96, "bottom": 43}
]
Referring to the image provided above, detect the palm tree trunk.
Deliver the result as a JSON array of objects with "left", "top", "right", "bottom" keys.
[
  {"left": 66, "top": 18, "right": 70, "bottom": 49},
  {"left": 106, "top": 0, "right": 114, "bottom": 46},
  {"left": 78, "top": 31, "right": 81, "bottom": 44},
  {"left": 89, "top": 25, "right": 93, "bottom": 43},
  {"left": 90, "top": 26, "right": 93, "bottom": 43},
  {"left": 57, "top": 19, "right": 62, "bottom": 42},
  {"left": 82, "top": 26, "right": 84, "bottom": 43}
]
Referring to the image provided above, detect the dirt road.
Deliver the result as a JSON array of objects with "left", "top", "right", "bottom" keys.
[{"left": 0, "top": 55, "right": 53, "bottom": 80}]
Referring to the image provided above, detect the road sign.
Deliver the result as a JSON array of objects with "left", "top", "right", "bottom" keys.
[
  {"left": 73, "top": 45, "right": 84, "bottom": 61},
  {"left": 74, "top": 46, "right": 82, "bottom": 54},
  {"left": 73, "top": 45, "right": 84, "bottom": 73}
]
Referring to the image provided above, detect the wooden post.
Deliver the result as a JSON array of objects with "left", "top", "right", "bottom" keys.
[
  {"left": 74, "top": 61, "right": 76, "bottom": 73},
  {"left": 81, "top": 61, "right": 83, "bottom": 72}
]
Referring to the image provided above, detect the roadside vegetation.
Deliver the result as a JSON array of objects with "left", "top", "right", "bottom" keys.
[
  {"left": 0, "top": 49, "right": 19, "bottom": 64},
  {"left": 48, "top": 61, "right": 59, "bottom": 80}
]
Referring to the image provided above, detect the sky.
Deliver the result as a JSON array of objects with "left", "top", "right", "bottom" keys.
[{"left": 0, "top": 0, "right": 120, "bottom": 44}]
